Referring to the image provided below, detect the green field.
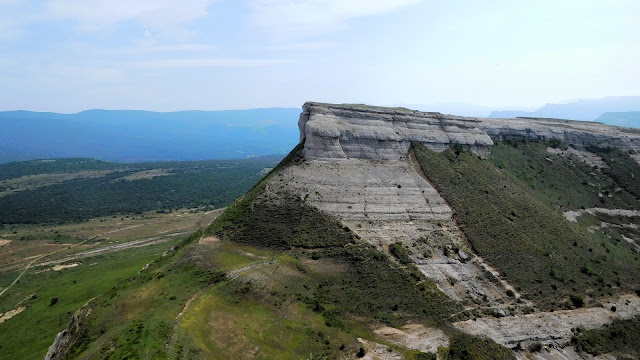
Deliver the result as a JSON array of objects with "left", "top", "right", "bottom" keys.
[
  {"left": 0, "top": 207, "right": 224, "bottom": 359},
  {"left": 0, "top": 238, "right": 184, "bottom": 359}
]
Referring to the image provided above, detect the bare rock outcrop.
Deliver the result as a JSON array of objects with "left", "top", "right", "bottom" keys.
[
  {"left": 298, "top": 102, "right": 640, "bottom": 162},
  {"left": 480, "top": 117, "right": 640, "bottom": 152},
  {"left": 299, "top": 102, "right": 494, "bottom": 160}
]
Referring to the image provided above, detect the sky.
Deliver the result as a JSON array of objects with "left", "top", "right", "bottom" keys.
[{"left": 0, "top": 0, "right": 639, "bottom": 112}]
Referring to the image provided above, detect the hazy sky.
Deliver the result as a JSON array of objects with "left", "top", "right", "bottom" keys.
[{"left": 1, "top": 0, "right": 639, "bottom": 112}]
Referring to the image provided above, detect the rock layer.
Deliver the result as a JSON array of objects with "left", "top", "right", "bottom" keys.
[
  {"left": 299, "top": 102, "right": 493, "bottom": 159},
  {"left": 298, "top": 102, "right": 640, "bottom": 161}
]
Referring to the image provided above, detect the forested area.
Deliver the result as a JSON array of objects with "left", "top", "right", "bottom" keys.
[{"left": 0, "top": 156, "right": 281, "bottom": 224}]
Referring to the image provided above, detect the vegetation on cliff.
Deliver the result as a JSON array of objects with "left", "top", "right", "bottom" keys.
[
  {"left": 413, "top": 141, "right": 640, "bottom": 310},
  {"left": 572, "top": 315, "right": 640, "bottom": 359}
]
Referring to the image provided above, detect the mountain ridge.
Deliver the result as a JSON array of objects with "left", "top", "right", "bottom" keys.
[{"left": 489, "top": 96, "right": 640, "bottom": 123}]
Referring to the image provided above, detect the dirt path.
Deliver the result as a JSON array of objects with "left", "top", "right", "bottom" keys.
[
  {"left": 0, "top": 224, "right": 144, "bottom": 298},
  {"left": 35, "top": 231, "right": 189, "bottom": 269},
  {"left": 0, "top": 306, "right": 25, "bottom": 324}
]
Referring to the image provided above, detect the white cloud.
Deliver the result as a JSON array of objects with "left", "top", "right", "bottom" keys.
[
  {"left": 47, "top": 0, "right": 216, "bottom": 30},
  {"left": 251, "top": 0, "right": 423, "bottom": 37}
]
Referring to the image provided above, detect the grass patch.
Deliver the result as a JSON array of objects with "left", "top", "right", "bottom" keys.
[
  {"left": 179, "top": 284, "right": 353, "bottom": 359},
  {"left": 489, "top": 141, "right": 639, "bottom": 211},
  {"left": 306, "top": 244, "right": 463, "bottom": 326},
  {"left": 389, "top": 242, "right": 412, "bottom": 264},
  {"left": 0, "top": 239, "right": 182, "bottom": 360},
  {"left": 440, "top": 331, "right": 515, "bottom": 360},
  {"left": 572, "top": 315, "right": 640, "bottom": 358}
]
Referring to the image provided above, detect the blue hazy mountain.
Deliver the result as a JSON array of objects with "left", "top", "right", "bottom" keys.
[
  {"left": 595, "top": 111, "right": 640, "bottom": 129},
  {"left": 0, "top": 108, "right": 301, "bottom": 163},
  {"left": 489, "top": 96, "right": 640, "bottom": 125}
]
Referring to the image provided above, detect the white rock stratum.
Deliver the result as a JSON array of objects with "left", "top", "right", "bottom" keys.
[{"left": 299, "top": 102, "right": 640, "bottom": 160}]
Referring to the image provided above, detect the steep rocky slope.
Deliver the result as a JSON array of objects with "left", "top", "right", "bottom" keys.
[{"left": 44, "top": 102, "right": 640, "bottom": 360}]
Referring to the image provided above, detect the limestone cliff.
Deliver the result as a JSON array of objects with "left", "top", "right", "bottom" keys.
[
  {"left": 286, "top": 102, "right": 640, "bottom": 359},
  {"left": 299, "top": 102, "right": 640, "bottom": 160},
  {"left": 299, "top": 102, "right": 494, "bottom": 159}
]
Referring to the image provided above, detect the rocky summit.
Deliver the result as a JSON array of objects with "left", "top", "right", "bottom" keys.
[{"left": 299, "top": 102, "right": 640, "bottom": 160}]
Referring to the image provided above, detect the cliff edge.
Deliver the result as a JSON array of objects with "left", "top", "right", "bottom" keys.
[{"left": 299, "top": 102, "right": 640, "bottom": 161}]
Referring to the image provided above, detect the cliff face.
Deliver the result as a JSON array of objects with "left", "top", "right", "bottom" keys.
[
  {"left": 287, "top": 102, "right": 640, "bottom": 359},
  {"left": 298, "top": 102, "right": 494, "bottom": 159},
  {"left": 480, "top": 116, "right": 640, "bottom": 152},
  {"left": 298, "top": 102, "right": 640, "bottom": 160}
]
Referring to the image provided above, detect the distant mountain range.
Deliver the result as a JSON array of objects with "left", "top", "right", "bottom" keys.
[
  {"left": 0, "top": 108, "right": 300, "bottom": 163},
  {"left": 2, "top": 97, "right": 639, "bottom": 164},
  {"left": 595, "top": 111, "right": 640, "bottom": 129},
  {"left": 489, "top": 96, "right": 640, "bottom": 126}
]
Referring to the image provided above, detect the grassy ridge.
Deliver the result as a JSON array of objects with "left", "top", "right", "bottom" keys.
[
  {"left": 587, "top": 147, "right": 640, "bottom": 199},
  {"left": 413, "top": 142, "right": 640, "bottom": 309}
]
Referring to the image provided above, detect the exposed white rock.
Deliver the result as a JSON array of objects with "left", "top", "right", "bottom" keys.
[
  {"left": 298, "top": 102, "right": 640, "bottom": 162},
  {"left": 373, "top": 324, "right": 449, "bottom": 354},
  {"left": 480, "top": 117, "right": 640, "bottom": 153},
  {"left": 454, "top": 294, "right": 640, "bottom": 349},
  {"left": 299, "top": 102, "right": 493, "bottom": 160},
  {"left": 269, "top": 151, "right": 523, "bottom": 311}
]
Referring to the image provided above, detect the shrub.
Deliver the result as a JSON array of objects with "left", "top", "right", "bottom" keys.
[
  {"left": 570, "top": 294, "right": 585, "bottom": 307},
  {"left": 389, "top": 242, "right": 412, "bottom": 264},
  {"left": 528, "top": 342, "right": 543, "bottom": 352},
  {"left": 548, "top": 139, "right": 568, "bottom": 150}
]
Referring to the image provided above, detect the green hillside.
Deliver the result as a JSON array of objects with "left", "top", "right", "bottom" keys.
[
  {"left": 413, "top": 141, "right": 640, "bottom": 310},
  {"left": 38, "top": 146, "right": 514, "bottom": 360},
  {"left": 5, "top": 140, "right": 639, "bottom": 359}
]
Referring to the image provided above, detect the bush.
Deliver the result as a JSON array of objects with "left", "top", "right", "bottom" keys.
[
  {"left": 548, "top": 139, "right": 568, "bottom": 150},
  {"left": 572, "top": 316, "right": 640, "bottom": 357},
  {"left": 445, "top": 332, "right": 515, "bottom": 360},
  {"left": 356, "top": 347, "right": 366, "bottom": 358},
  {"left": 570, "top": 294, "right": 585, "bottom": 307},
  {"left": 528, "top": 342, "right": 543, "bottom": 352},
  {"left": 389, "top": 242, "right": 412, "bottom": 264}
]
